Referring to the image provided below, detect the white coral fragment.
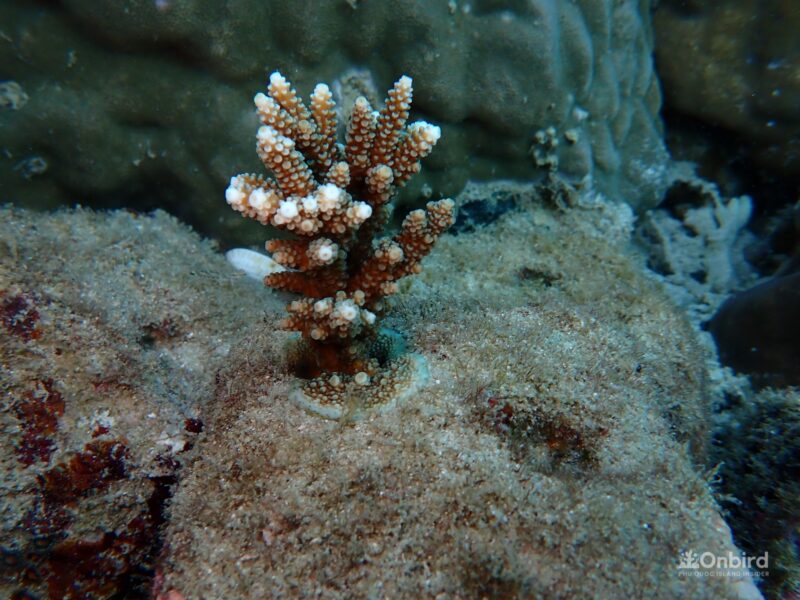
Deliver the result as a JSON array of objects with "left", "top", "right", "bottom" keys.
[{"left": 226, "top": 248, "right": 285, "bottom": 281}]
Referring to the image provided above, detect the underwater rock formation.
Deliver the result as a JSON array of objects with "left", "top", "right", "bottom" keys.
[
  {"left": 0, "top": 207, "right": 280, "bottom": 598},
  {"left": 709, "top": 272, "right": 800, "bottom": 388},
  {"left": 1, "top": 0, "right": 667, "bottom": 243},
  {"left": 1, "top": 184, "right": 765, "bottom": 598},
  {"left": 156, "top": 181, "right": 757, "bottom": 599}
]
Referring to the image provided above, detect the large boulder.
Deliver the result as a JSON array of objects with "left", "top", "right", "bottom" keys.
[{"left": 0, "top": 0, "right": 668, "bottom": 245}]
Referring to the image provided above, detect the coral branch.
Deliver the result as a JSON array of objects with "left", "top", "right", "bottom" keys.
[
  {"left": 225, "top": 173, "right": 283, "bottom": 225},
  {"left": 256, "top": 126, "right": 316, "bottom": 198},
  {"left": 345, "top": 97, "right": 377, "bottom": 179},
  {"left": 254, "top": 92, "right": 295, "bottom": 139},
  {"left": 392, "top": 122, "right": 442, "bottom": 187},
  {"left": 370, "top": 75, "right": 412, "bottom": 168},
  {"left": 309, "top": 83, "right": 338, "bottom": 177},
  {"left": 267, "top": 72, "right": 312, "bottom": 131},
  {"left": 349, "top": 199, "right": 455, "bottom": 303},
  {"left": 326, "top": 161, "right": 351, "bottom": 189}
]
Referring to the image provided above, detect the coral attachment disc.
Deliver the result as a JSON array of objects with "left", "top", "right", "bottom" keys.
[{"left": 289, "top": 353, "right": 429, "bottom": 420}]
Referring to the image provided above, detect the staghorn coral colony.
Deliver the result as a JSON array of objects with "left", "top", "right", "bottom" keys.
[{"left": 225, "top": 72, "right": 454, "bottom": 419}]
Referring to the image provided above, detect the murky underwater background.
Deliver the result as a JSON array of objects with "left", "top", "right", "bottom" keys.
[{"left": 0, "top": 1, "right": 798, "bottom": 598}]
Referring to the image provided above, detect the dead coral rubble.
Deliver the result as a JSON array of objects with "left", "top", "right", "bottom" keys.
[{"left": 226, "top": 72, "right": 454, "bottom": 417}]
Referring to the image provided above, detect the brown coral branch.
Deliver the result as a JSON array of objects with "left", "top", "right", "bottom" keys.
[
  {"left": 349, "top": 199, "right": 456, "bottom": 303},
  {"left": 256, "top": 126, "right": 316, "bottom": 198},
  {"left": 391, "top": 122, "right": 442, "bottom": 187},
  {"left": 345, "top": 96, "right": 377, "bottom": 180},
  {"left": 266, "top": 238, "right": 340, "bottom": 271},
  {"left": 265, "top": 265, "right": 345, "bottom": 299},
  {"left": 309, "top": 83, "right": 338, "bottom": 177},
  {"left": 370, "top": 75, "right": 412, "bottom": 168},
  {"left": 225, "top": 173, "right": 283, "bottom": 225},
  {"left": 267, "top": 72, "right": 313, "bottom": 143}
]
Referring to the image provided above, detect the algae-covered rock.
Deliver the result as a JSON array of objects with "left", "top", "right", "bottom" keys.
[
  {"left": 1, "top": 182, "right": 762, "bottom": 598},
  {"left": 714, "top": 387, "right": 800, "bottom": 598},
  {"left": 0, "top": 207, "right": 280, "bottom": 598},
  {"left": 154, "top": 182, "right": 757, "bottom": 599},
  {"left": 0, "top": 0, "right": 668, "bottom": 245}
]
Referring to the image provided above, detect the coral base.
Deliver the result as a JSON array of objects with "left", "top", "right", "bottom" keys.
[{"left": 289, "top": 353, "right": 428, "bottom": 420}]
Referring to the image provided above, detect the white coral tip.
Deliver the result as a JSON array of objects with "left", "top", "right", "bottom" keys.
[
  {"left": 315, "top": 241, "right": 336, "bottom": 263},
  {"left": 254, "top": 92, "right": 269, "bottom": 109},
  {"left": 249, "top": 188, "right": 268, "bottom": 209},
  {"left": 313, "top": 83, "right": 331, "bottom": 98},
  {"left": 335, "top": 299, "right": 359, "bottom": 322},
  {"left": 257, "top": 125, "right": 277, "bottom": 144},
  {"left": 269, "top": 71, "right": 286, "bottom": 86},
  {"left": 301, "top": 194, "right": 319, "bottom": 212},
  {"left": 422, "top": 123, "right": 441, "bottom": 144},
  {"left": 318, "top": 184, "right": 342, "bottom": 211},
  {"left": 225, "top": 185, "right": 244, "bottom": 205},
  {"left": 314, "top": 298, "right": 332, "bottom": 314},
  {"left": 278, "top": 199, "right": 299, "bottom": 219},
  {"left": 354, "top": 202, "right": 373, "bottom": 221}
]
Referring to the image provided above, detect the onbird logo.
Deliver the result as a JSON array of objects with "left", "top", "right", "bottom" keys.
[{"left": 678, "top": 550, "right": 700, "bottom": 569}]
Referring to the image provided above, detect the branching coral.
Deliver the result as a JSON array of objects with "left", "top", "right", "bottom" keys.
[{"left": 226, "top": 72, "right": 455, "bottom": 418}]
